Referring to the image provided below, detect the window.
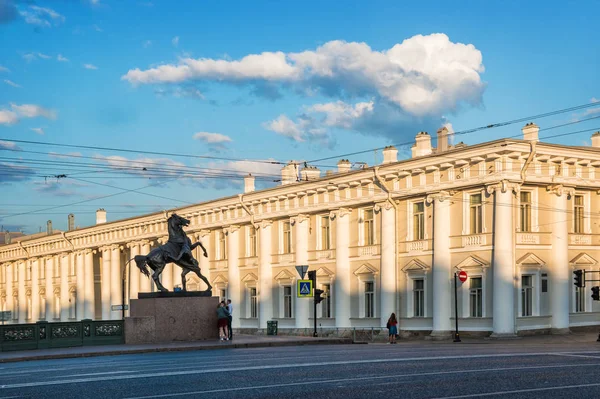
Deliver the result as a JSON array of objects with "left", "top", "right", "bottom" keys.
[
  {"left": 469, "top": 194, "right": 483, "bottom": 234},
  {"left": 69, "top": 291, "right": 76, "bottom": 319},
  {"left": 219, "top": 289, "right": 227, "bottom": 303},
  {"left": 322, "top": 284, "right": 331, "bottom": 318},
  {"left": 54, "top": 293, "right": 60, "bottom": 319},
  {"left": 575, "top": 284, "right": 585, "bottom": 313},
  {"left": 363, "top": 209, "right": 374, "bottom": 246},
  {"left": 574, "top": 195, "right": 584, "bottom": 234},
  {"left": 248, "top": 226, "right": 257, "bottom": 257},
  {"left": 283, "top": 286, "right": 292, "bottom": 318},
  {"left": 26, "top": 263, "right": 31, "bottom": 281},
  {"left": 320, "top": 216, "right": 331, "bottom": 250},
  {"left": 365, "top": 281, "right": 375, "bottom": 317},
  {"left": 218, "top": 231, "right": 227, "bottom": 260},
  {"left": 40, "top": 261, "right": 45, "bottom": 280},
  {"left": 250, "top": 287, "right": 257, "bottom": 318},
  {"left": 413, "top": 202, "right": 425, "bottom": 240},
  {"left": 413, "top": 279, "right": 425, "bottom": 317},
  {"left": 521, "top": 275, "right": 533, "bottom": 316},
  {"left": 520, "top": 192, "right": 532, "bottom": 232},
  {"left": 469, "top": 277, "right": 483, "bottom": 317},
  {"left": 26, "top": 294, "right": 32, "bottom": 320},
  {"left": 282, "top": 221, "right": 292, "bottom": 254},
  {"left": 40, "top": 295, "right": 46, "bottom": 320}
]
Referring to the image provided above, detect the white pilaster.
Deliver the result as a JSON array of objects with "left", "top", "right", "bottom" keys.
[
  {"left": 139, "top": 241, "right": 152, "bottom": 293},
  {"left": 18, "top": 261, "right": 26, "bottom": 323},
  {"left": 293, "top": 214, "right": 310, "bottom": 329},
  {"left": 489, "top": 181, "right": 517, "bottom": 337},
  {"left": 334, "top": 208, "right": 351, "bottom": 328},
  {"left": 427, "top": 192, "right": 452, "bottom": 338},
  {"left": 162, "top": 264, "right": 173, "bottom": 291},
  {"left": 44, "top": 257, "right": 53, "bottom": 321},
  {"left": 60, "top": 254, "right": 69, "bottom": 321},
  {"left": 549, "top": 184, "right": 572, "bottom": 333},
  {"left": 31, "top": 258, "right": 40, "bottom": 322},
  {"left": 197, "top": 231, "right": 211, "bottom": 290},
  {"left": 101, "top": 248, "right": 111, "bottom": 320},
  {"left": 129, "top": 243, "right": 140, "bottom": 301},
  {"left": 259, "top": 221, "right": 273, "bottom": 329},
  {"left": 5, "top": 264, "right": 13, "bottom": 323},
  {"left": 83, "top": 249, "right": 95, "bottom": 320},
  {"left": 75, "top": 252, "right": 85, "bottom": 320},
  {"left": 378, "top": 203, "right": 396, "bottom": 327},
  {"left": 110, "top": 245, "right": 122, "bottom": 320},
  {"left": 226, "top": 225, "right": 240, "bottom": 328}
]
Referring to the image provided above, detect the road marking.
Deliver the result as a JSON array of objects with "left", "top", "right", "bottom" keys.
[
  {"left": 123, "top": 362, "right": 600, "bottom": 399},
  {"left": 552, "top": 353, "right": 600, "bottom": 359},
  {"left": 431, "top": 382, "right": 600, "bottom": 398}
]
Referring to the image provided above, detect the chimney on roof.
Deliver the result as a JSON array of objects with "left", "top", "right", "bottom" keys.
[
  {"left": 382, "top": 146, "right": 398, "bottom": 164},
  {"left": 337, "top": 159, "right": 351, "bottom": 173},
  {"left": 414, "top": 132, "right": 432, "bottom": 157},
  {"left": 437, "top": 126, "right": 450, "bottom": 153},
  {"left": 522, "top": 122, "right": 539, "bottom": 142},
  {"left": 96, "top": 209, "right": 106, "bottom": 225},
  {"left": 300, "top": 165, "right": 321, "bottom": 181},
  {"left": 4, "top": 231, "right": 11, "bottom": 245},
  {"left": 46, "top": 220, "right": 53, "bottom": 235},
  {"left": 281, "top": 162, "right": 297, "bottom": 185},
  {"left": 592, "top": 131, "right": 600, "bottom": 148},
  {"left": 244, "top": 174, "right": 255, "bottom": 193},
  {"left": 68, "top": 213, "right": 75, "bottom": 231}
]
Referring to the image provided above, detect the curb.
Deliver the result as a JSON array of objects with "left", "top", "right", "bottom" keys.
[{"left": 0, "top": 338, "right": 353, "bottom": 364}]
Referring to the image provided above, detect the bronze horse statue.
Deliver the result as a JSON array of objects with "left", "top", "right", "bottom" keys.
[{"left": 132, "top": 213, "right": 212, "bottom": 292}]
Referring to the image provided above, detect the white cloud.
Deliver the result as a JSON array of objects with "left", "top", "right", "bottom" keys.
[
  {"left": 4, "top": 79, "right": 21, "bottom": 88},
  {"left": 37, "top": 52, "right": 51, "bottom": 59},
  {"left": 0, "top": 110, "right": 18, "bottom": 125},
  {"left": 172, "top": 36, "right": 179, "bottom": 47},
  {"left": 92, "top": 24, "right": 103, "bottom": 32},
  {"left": 193, "top": 132, "right": 233, "bottom": 144},
  {"left": 123, "top": 33, "right": 484, "bottom": 118},
  {"left": 30, "top": 127, "right": 45, "bottom": 135},
  {"left": 204, "top": 159, "right": 281, "bottom": 190},
  {"left": 0, "top": 140, "right": 21, "bottom": 151},
  {"left": 10, "top": 103, "right": 57, "bottom": 119},
  {"left": 89, "top": 0, "right": 101, "bottom": 5},
  {"left": 592, "top": 97, "right": 599, "bottom": 103},
  {"left": 57, "top": 54, "right": 69, "bottom": 62},
  {"left": 143, "top": 40, "right": 152, "bottom": 48},
  {"left": 22, "top": 53, "right": 37, "bottom": 62},
  {"left": 83, "top": 64, "right": 98, "bottom": 70},
  {"left": 49, "top": 152, "right": 83, "bottom": 159},
  {"left": 19, "top": 5, "right": 65, "bottom": 28},
  {"left": 308, "top": 100, "right": 374, "bottom": 129},
  {"left": 98, "top": 155, "right": 187, "bottom": 178},
  {"left": 262, "top": 115, "right": 305, "bottom": 142},
  {"left": 0, "top": 66, "right": 9, "bottom": 73}
]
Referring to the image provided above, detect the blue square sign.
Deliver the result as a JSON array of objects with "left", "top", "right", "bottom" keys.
[{"left": 297, "top": 280, "right": 313, "bottom": 297}]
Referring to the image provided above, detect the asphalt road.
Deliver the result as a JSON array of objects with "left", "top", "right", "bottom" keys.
[{"left": 1, "top": 340, "right": 600, "bottom": 398}]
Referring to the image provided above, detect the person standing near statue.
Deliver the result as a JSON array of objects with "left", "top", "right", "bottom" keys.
[
  {"left": 217, "top": 301, "right": 229, "bottom": 341},
  {"left": 226, "top": 299, "right": 233, "bottom": 340}
]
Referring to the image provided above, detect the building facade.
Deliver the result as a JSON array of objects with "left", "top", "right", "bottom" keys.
[{"left": 2, "top": 124, "right": 600, "bottom": 337}]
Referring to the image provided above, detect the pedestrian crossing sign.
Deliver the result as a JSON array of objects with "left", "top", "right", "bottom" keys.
[{"left": 297, "top": 280, "right": 313, "bottom": 297}]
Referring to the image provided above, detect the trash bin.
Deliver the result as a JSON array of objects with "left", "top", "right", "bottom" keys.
[{"left": 267, "top": 320, "right": 278, "bottom": 336}]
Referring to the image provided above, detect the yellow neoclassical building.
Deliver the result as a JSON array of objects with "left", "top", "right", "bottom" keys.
[{"left": 2, "top": 123, "right": 600, "bottom": 338}]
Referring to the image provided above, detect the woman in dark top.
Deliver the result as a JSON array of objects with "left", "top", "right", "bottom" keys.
[
  {"left": 216, "top": 301, "right": 230, "bottom": 341},
  {"left": 387, "top": 313, "right": 398, "bottom": 344}
]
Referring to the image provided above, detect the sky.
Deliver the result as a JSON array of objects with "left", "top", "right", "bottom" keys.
[{"left": 0, "top": 0, "right": 599, "bottom": 234}]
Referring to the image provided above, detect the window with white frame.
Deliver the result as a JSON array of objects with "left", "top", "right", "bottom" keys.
[
  {"left": 321, "top": 283, "right": 331, "bottom": 318},
  {"left": 469, "top": 277, "right": 483, "bottom": 317},
  {"left": 69, "top": 258, "right": 75, "bottom": 276},
  {"left": 282, "top": 221, "right": 292, "bottom": 254},
  {"left": 250, "top": 287, "right": 257, "bottom": 318},
  {"left": 54, "top": 261, "right": 60, "bottom": 278},
  {"left": 519, "top": 192, "right": 532, "bottom": 232},
  {"left": 521, "top": 275, "right": 533, "bottom": 316},
  {"left": 412, "top": 202, "right": 425, "bottom": 240},
  {"left": 413, "top": 279, "right": 425, "bottom": 317},
  {"left": 219, "top": 288, "right": 227, "bottom": 303},
  {"left": 573, "top": 195, "right": 584, "bottom": 234},
  {"left": 218, "top": 230, "right": 227, "bottom": 260},
  {"left": 26, "top": 263, "right": 31, "bottom": 281},
  {"left": 40, "top": 261, "right": 45, "bottom": 280},
  {"left": 320, "top": 216, "right": 331, "bottom": 250},
  {"left": 362, "top": 209, "right": 374, "bottom": 246},
  {"left": 283, "top": 286, "right": 292, "bottom": 318},
  {"left": 13, "top": 264, "right": 18, "bottom": 282},
  {"left": 247, "top": 226, "right": 257, "bottom": 257},
  {"left": 13, "top": 294, "right": 18, "bottom": 321},
  {"left": 364, "top": 281, "right": 375, "bottom": 318},
  {"left": 575, "top": 284, "right": 585, "bottom": 312},
  {"left": 469, "top": 194, "right": 483, "bottom": 234}
]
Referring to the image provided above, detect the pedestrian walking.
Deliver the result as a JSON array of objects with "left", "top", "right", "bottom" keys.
[
  {"left": 226, "top": 299, "right": 233, "bottom": 340},
  {"left": 387, "top": 313, "right": 398, "bottom": 344},
  {"left": 216, "top": 301, "right": 229, "bottom": 341}
]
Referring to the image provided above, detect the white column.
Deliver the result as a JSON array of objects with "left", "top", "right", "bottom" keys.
[
  {"left": 101, "top": 248, "right": 111, "bottom": 320},
  {"left": 550, "top": 185, "right": 571, "bottom": 333},
  {"left": 6, "top": 264, "right": 13, "bottom": 323},
  {"left": 139, "top": 241, "right": 152, "bottom": 292},
  {"left": 427, "top": 192, "right": 452, "bottom": 338},
  {"left": 226, "top": 226, "right": 240, "bottom": 328},
  {"left": 379, "top": 203, "right": 396, "bottom": 327},
  {"left": 75, "top": 252, "right": 85, "bottom": 320},
  {"left": 45, "top": 257, "right": 53, "bottom": 321},
  {"left": 59, "top": 254, "right": 69, "bottom": 321},
  {"left": 259, "top": 221, "right": 273, "bottom": 329},
  {"left": 83, "top": 249, "right": 95, "bottom": 320},
  {"left": 129, "top": 242, "right": 140, "bottom": 300},
  {"left": 197, "top": 231, "right": 211, "bottom": 290},
  {"left": 293, "top": 215, "right": 310, "bottom": 329},
  {"left": 489, "top": 182, "right": 516, "bottom": 337},
  {"left": 31, "top": 258, "right": 40, "bottom": 322},
  {"left": 18, "top": 261, "right": 26, "bottom": 323},
  {"left": 110, "top": 245, "right": 122, "bottom": 320},
  {"left": 334, "top": 209, "right": 351, "bottom": 328}
]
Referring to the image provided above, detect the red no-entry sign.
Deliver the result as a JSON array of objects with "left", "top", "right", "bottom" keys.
[{"left": 458, "top": 270, "right": 468, "bottom": 283}]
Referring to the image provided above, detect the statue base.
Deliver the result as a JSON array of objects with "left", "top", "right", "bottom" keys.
[{"left": 125, "top": 295, "right": 219, "bottom": 344}]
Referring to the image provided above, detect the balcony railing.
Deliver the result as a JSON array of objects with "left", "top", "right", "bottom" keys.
[
  {"left": 570, "top": 234, "right": 592, "bottom": 245},
  {"left": 278, "top": 253, "right": 295, "bottom": 264},
  {"left": 461, "top": 234, "right": 487, "bottom": 247}
]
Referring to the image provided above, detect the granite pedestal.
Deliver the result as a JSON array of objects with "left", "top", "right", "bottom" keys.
[{"left": 125, "top": 292, "right": 219, "bottom": 344}]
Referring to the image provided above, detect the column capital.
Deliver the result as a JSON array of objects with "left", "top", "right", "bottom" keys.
[
  {"left": 329, "top": 208, "right": 351, "bottom": 220},
  {"left": 290, "top": 214, "right": 310, "bottom": 225},
  {"left": 486, "top": 180, "right": 520, "bottom": 195},
  {"left": 125, "top": 241, "right": 140, "bottom": 249},
  {"left": 257, "top": 219, "right": 273, "bottom": 229},
  {"left": 374, "top": 201, "right": 394, "bottom": 212},
  {"left": 157, "top": 236, "right": 169, "bottom": 245},
  {"left": 224, "top": 225, "right": 240, "bottom": 235},
  {"left": 426, "top": 190, "right": 454, "bottom": 204},
  {"left": 546, "top": 183, "right": 575, "bottom": 198},
  {"left": 197, "top": 229, "right": 211, "bottom": 238}
]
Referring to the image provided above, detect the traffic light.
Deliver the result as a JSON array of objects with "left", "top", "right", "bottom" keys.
[
  {"left": 314, "top": 288, "right": 324, "bottom": 304},
  {"left": 307, "top": 270, "right": 316, "bottom": 282},
  {"left": 592, "top": 286, "right": 600, "bottom": 301},
  {"left": 573, "top": 270, "right": 585, "bottom": 288}
]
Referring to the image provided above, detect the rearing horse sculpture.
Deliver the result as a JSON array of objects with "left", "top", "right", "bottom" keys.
[{"left": 132, "top": 213, "right": 212, "bottom": 292}]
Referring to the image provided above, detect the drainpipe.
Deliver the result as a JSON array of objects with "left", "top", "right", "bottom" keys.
[
  {"left": 61, "top": 231, "right": 75, "bottom": 249},
  {"left": 18, "top": 241, "right": 30, "bottom": 258},
  {"left": 520, "top": 141, "right": 537, "bottom": 183},
  {"left": 238, "top": 194, "right": 258, "bottom": 229},
  {"left": 373, "top": 167, "right": 399, "bottom": 325}
]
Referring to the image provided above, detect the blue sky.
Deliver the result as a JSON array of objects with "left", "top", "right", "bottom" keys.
[{"left": 0, "top": 0, "right": 599, "bottom": 234}]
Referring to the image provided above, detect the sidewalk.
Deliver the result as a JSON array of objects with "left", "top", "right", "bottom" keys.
[{"left": 0, "top": 334, "right": 353, "bottom": 363}]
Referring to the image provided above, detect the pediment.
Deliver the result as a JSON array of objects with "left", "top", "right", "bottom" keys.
[
  {"left": 455, "top": 255, "right": 489, "bottom": 270},
  {"left": 353, "top": 263, "right": 378, "bottom": 276},
  {"left": 274, "top": 269, "right": 296, "bottom": 281},
  {"left": 241, "top": 272, "right": 258, "bottom": 283},
  {"left": 570, "top": 253, "right": 598, "bottom": 266},
  {"left": 516, "top": 253, "right": 546, "bottom": 267},
  {"left": 401, "top": 259, "right": 430, "bottom": 272},
  {"left": 316, "top": 267, "right": 334, "bottom": 277},
  {"left": 211, "top": 274, "right": 229, "bottom": 284}
]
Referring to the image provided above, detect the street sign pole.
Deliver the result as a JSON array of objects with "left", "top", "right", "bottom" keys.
[
  {"left": 454, "top": 272, "right": 461, "bottom": 342},
  {"left": 313, "top": 272, "right": 318, "bottom": 338}
]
